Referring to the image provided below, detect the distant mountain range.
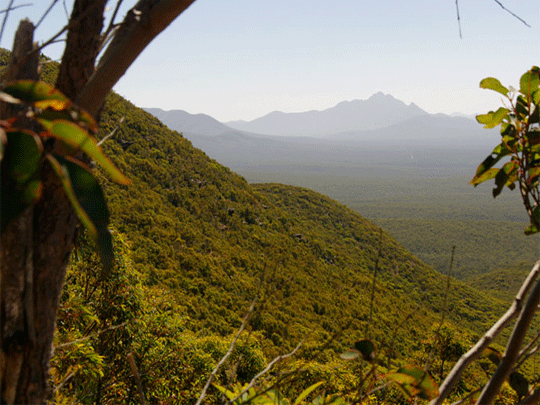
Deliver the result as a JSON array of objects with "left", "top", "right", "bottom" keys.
[
  {"left": 144, "top": 108, "right": 232, "bottom": 137},
  {"left": 144, "top": 92, "right": 451, "bottom": 138},
  {"left": 225, "top": 92, "right": 428, "bottom": 136}
]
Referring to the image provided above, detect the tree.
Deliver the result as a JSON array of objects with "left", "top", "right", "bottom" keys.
[
  {"left": 431, "top": 67, "right": 540, "bottom": 405},
  {"left": 0, "top": 1, "right": 195, "bottom": 403}
]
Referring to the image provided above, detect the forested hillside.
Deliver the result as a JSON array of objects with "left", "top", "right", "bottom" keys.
[{"left": 0, "top": 49, "right": 518, "bottom": 403}]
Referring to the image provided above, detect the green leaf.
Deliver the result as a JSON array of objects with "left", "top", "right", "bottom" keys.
[
  {"left": 500, "top": 122, "right": 516, "bottom": 137},
  {"left": 473, "top": 146, "right": 510, "bottom": 180},
  {"left": 509, "top": 372, "right": 529, "bottom": 398},
  {"left": 525, "top": 223, "right": 539, "bottom": 235},
  {"left": 480, "top": 77, "right": 510, "bottom": 96},
  {"left": 516, "top": 95, "right": 529, "bottom": 118},
  {"left": 533, "top": 89, "right": 540, "bottom": 105},
  {"left": 0, "top": 130, "right": 44, "bottom": 233},
  {"left": 354, "top": 339, "right": 377, "bottom": 362},
  {"left": 38, "top": 119, "right": 130, "bottom": 185},
  {"left": 3, "top": 80, "right": 70, "bottom": 104},
  {"left": 471, "top": 167, "right": 498, "bottom": 186},
  {"left": 493, "top": 161, "right": 517, "bottom": 198},
  {"left": 293, "top": 381, "right": 325, "bottom": 405},
  {"left": 46, "top": 155, "right": 114, "bottom": 273},
  {"left": 476, "top": 107, "right": 510, "bottom": 129},
  {"left": 520, "top": 68, "right": 540, "bottom": 97},
  {"left": 35, "top": 108, "right": 97, "bottom": 133},
  {"left": 386, "top": 365, "right": 439, "bottom": 400},
  {"left": 528, "top": 166, "right": 540, "bottom": 183},
  {"left": 4, "top": 130, "right": 43, "bottom": 183}
]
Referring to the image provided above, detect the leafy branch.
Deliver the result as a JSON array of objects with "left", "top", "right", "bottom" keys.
[
  {"left": 0, "top": 80, "right": 129, "bottom": 272},
  {"left": 471, "top": 67, "right": 540, "bottom": 235}
]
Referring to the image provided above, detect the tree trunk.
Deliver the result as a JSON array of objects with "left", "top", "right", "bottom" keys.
[
  {"left": 0, "top": 1, "right": 196, "bottom": 402},
  {"left": 1, "top": 2, "right": 105, "bottom": 402}
]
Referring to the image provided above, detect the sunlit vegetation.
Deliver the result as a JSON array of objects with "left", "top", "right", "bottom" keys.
[{"left": 2, "top": 48, "right": 535, "bottom": 403}]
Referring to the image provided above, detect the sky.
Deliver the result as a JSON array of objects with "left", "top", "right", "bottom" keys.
[{"left": 1, "top": 1, "right": 540, "bottom": 122}]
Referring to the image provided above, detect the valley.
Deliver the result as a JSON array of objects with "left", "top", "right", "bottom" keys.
[
  {"left": 2, "top": 49, "right": 537, "bottom": 403},
  {"left": 145, "top": 95, "right": 539, "bottom": 284}
]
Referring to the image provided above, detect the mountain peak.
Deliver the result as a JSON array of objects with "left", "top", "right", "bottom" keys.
[
  {"left": 368, "top": 91, "right": 394, "bottom": 100},
  {"left": 226, "top": 93, "right": 428, "bottom": 136}
]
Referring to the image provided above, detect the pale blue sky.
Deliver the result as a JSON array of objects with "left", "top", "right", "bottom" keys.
[{"left": 2, "top": 1, "right": 539, "bottom": 121}]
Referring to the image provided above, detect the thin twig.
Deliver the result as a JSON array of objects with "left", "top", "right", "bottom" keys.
[
  {"left": 104, "top": 0, "right": 125, "bottom": 39},
  {"left": 53, "top": 321, "right": 128, "bottom": 352},
  {"left": 449, "top": 387, "right": 482, "bottom": 405},
  {"left": 62, "top": 0, "right": 69, "bottom": 19},
  {"left": 455, "top": 0, "right": 462, "bottom": 39},
  {"left": 478, "top": 273, "right": 540, "bottom": 403},
  {"left": 0, "top": 3, "right": 31, "bottom": 15},
  {"left": 36, "top": 0, "right": 60, "bottom": 29},
  {"left": 0, "top": 0, "right": 15, "bottom": 45},
  {"left": 32, "top": 1, "right": 103, "bottom": 57},
  {"left": 515, "top": 329, "right": 540, "bottom": 370},
  {"left": 195, "top": 298, "right": 257, "bottom": 405},
  {"left": 430, "top": 260, "right": 540, "bottom": 405},
  {"left": 520, "top": 385, "right": 540, "bottom": 405},
  {"left": 226, "top": 340, "right": 305, "bottom": 405},
  {"left": 97, "top": 116, "right": 124, "bottom": 145},
  {"left": 53, "top": 371, "right": 76, "bottom": 394},
  {"left": 493, "top": 0, "right": 530, "bottom": 27},
  {"left": 128, "top": 352, "right": 146, "bottom": 405}
]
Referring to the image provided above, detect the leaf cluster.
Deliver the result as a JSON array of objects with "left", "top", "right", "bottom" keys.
[{"left": 472, "top": 67, "right": 540, "bottom": 234}]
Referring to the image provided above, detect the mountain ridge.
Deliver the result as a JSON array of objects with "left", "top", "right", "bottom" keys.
[
  {"left": 144, "top": 92, "right": 445, "bottom": 138},
  {"left": 224, "top": 92, "right": 429, "bottom": 136}
]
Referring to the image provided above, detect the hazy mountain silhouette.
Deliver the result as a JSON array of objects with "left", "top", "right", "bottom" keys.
[
  {"left": 144, "top": 107, "right": 233, "bottom": 136},
  {"left": 225, "top": 92, "right": 428, "bottom": 136}
]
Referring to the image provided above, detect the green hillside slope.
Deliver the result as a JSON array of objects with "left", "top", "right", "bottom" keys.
[
  {"left": 0, "top": 49, "right": 515, "bottom": 402},
  {"left": 93, "top": 91, "right": 507, "bottom": 344}
]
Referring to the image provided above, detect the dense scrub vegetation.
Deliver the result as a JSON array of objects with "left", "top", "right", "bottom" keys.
[{"left": 1, "top": 49, "right": 529, "bottom": 403}]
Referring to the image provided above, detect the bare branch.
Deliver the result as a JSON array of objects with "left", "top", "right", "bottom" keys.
[
  {"left": 103, "top": 0, "right": 126, "bottom": 39},
  {"left": 97, "top": 116, "right": 124, "bottom": 145},
  {"left": 430, "top": 260, "right": 540, "bottom": 405},
  {"left": 493, "top": 0, "right": 530, "bottom": 28},
  {"left": 477, "top": 271, "right": 540, "bottom": 403},
  {"left": 31, "top": 1, "right": 104, "bottom": 64},
  {"left": 195, "top": 298, "right": 257, "bottom": 405},
  {"left": 127, "top": 352, "right": 146, "bottom": 405},
  {"left": 455, "top": 0, "right": 462, "bottom": 39},
  {"left": 0, "top": 3, "right": 32, "bottom": 16},
  {"left": 53, "top": 321, "right": 128, "bottom": 352},
  {"left": 36, "top": 0, "right": 61, "bottom": 29},
  {"left": 52, "top": 371, "right": 76, "bottom": 394},
  {"left": 226, "top": 339, "right": 305, "bottom": 405},
  {"left": 515, "top": 328, "right": 540, "bottom": 370},
  {"left": 76, "top": 0, "right": 197, "bottom": 118},
  {"left": 520, "top": 386, "right": 540, "bottom": 405},
  {"left": 450, "top": 387, "right": 482, "bottom": 405},
  {"left": 0, "top": 0, "right": 16, "bottom": 45}
]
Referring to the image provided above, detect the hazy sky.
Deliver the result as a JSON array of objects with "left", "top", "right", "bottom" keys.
[{"left": 2, "top": 1, "right": 539, "bottom": 121}]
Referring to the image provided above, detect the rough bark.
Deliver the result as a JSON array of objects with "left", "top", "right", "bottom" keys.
[
  {"left": 1, "top": 1, "right": 196, "bottom": 403},
  {"left": 77, "top": 0, "right": 196, "bottom": 117},
  {"left": 1, "top": 2, "right": 105, "bottom": 403}
]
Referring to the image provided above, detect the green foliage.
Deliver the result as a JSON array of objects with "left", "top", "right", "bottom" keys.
[
  {"left": 2, "top": 47, "right": 519, "bottom": 403},
  {"left": 472, "top": 66, "right": 540, "bottom": 234},
  {"left": 386, "top": 365, "right": 438, "bottom": 400},
  {"left": 0, "top": 79, "right": 128, "bottom": 271}
]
